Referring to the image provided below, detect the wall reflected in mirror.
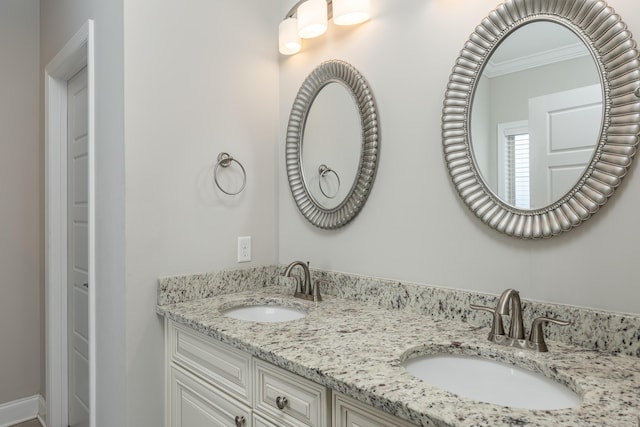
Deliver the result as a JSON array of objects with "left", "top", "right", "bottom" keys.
[
  {"left": 470, "top": 21, "right": 602, "bottom": 210},
  {"left": 302, "top": 82, "right": 361, "bottom": 210}
]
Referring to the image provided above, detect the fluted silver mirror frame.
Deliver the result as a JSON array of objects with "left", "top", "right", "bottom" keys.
[
  {"left": 286, "top": 60, "right": 380, "bottom": 229},
  {"left": 442, "top": 0, "right": 640, "bottom": 239}
]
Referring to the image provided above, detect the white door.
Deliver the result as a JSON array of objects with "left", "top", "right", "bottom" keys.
[
  {"left": 528, "top": 84, "right": 602, "bottom": 207},
  {"left": 67, "top": 66, "right": 90, "bottom": 427}
]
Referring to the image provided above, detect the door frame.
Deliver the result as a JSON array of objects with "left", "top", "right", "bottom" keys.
[{"left": 45, "top": 20, "right": 95, "bottom": 427}]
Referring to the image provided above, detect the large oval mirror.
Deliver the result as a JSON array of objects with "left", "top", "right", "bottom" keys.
[
  {"left": 286, "top": 60, "right": 379, "bottom": 229},
  {"left": 443, "top": 0, "right": 640, "bottom": 238}
]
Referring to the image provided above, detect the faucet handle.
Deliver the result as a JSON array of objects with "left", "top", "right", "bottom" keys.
[
  {"left": 312, "top": 279, "right": 327, "bottom": 302},
  {"left": 470, "top": 304, "right": 505, "bottom": 341},
  {"left": 528, "top": 316, "right": 571, "bottom": 352}
]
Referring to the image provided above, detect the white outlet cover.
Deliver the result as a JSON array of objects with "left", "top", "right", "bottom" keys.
[{"left": 237, "top": 236, "right": 251, "bottom": 262}]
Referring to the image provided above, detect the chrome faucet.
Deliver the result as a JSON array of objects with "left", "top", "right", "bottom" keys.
[
  {"left": 283, "top": 261, "right": 321, "bottom": 302},
  {"left": 470, "top": 288, "right": 523, "bottom": 345},
  {"left": 496, "top": 288, "right": 525, "bottom": 342},
  {"left": 471, "top": 288, "right": 569, "bottom": 352}
]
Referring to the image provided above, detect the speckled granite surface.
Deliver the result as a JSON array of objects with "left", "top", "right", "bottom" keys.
[
  {"left": 307, "top": 268, "right": 640, "bottom": 358},
  {"left": 158, "top": 286, "right": 640, "bottom": 427},
  {"left": 158, "top": 266, "right": 640, "bottom": 357},
  {"left": 157, "top": 265, "right": 278, "bottom": 305}
]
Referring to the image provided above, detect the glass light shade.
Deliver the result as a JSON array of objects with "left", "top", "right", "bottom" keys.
[
  {"left": 332, "top": 0, "right": 370, "bottom": 25},
  {"left": 279, "top": 18, "right": 301, "bottom": 55},
  {"left": 297, "top": 0, "right": 328, "bottom": 39}
]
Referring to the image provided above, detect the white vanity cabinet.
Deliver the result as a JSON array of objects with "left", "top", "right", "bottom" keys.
[
  {"left": 166, "top": 320, "right": 253, "bottom": 427},
  {"left": 166, "top": 319, "right": 330, "bottom": 427},
  {"left": 252, "top": 413, "right": 279, "bottom": 427},
  {"left": 166, "top": 319, "right": 417, "bottom": 427},
  {"left": 254, "top": 359, "right": 330, "bottom": 426},
  {"left": 332, "top": 393, "right": 416, "bottom": 427},
  {"left": 169, "top": 365, "right": 252, "bottom": 427}
]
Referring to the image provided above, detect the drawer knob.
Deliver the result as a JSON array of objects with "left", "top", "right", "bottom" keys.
[
  {"left": 234, "top": 415, "right": 246, "bottom": 427},
  {"left": 276, "top": 396, "right": 288, "bottom": 410}
]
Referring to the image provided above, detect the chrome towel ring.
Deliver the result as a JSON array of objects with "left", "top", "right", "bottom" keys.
[
  {"left": 318, "top": 164, "right": 340, "bottom": 199},
  {"left": 214, "top": 152, "right": 246, "bottom": 195}
]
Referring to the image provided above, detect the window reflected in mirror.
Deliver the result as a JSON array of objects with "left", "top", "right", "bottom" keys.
[{"left": 470, "top": 21, "right": 602, "bottom": 210}]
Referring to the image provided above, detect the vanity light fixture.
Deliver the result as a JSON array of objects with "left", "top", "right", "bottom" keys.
[
  {"left": 279, "top": 17, "right": 301, "bottom": 55},
  {"left": 279, "top": 0, "right": 370, "bottom": 55},
  {"left": 297, "top": 0, "right": 328, "bottom": 39},
  {"left": 332, "top": 0, "right": 370, "bottom": 25}
]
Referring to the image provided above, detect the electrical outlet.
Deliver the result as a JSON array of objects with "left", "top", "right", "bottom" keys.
[{"left": 237, "top": 236, "right": 251, "bottom": 262}]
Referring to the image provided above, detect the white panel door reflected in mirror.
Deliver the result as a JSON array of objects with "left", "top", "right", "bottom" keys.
[{"left": 470, "top": 21, "right": 602, "bottom": 210}]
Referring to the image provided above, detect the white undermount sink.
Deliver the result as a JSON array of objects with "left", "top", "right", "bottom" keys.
[
  {"left": 402, "top": 353, "right": 581, "bottom": 410},
  {"left": 221, "top": 303, "right": 307, "bottom": 323}
]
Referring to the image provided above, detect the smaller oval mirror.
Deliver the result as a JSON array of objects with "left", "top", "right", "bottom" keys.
[
  {"left": 286, "top": 60, "right": 380, "bottom": 229},
  {"left": 302, "top": 82, "right": 361, "bottom": 210}
]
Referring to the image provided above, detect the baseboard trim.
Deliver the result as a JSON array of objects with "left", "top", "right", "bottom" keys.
[
  {"left": 0, "top": 395, "right": 43, "bottom": 427},
  {"left": 37, "top": 395, "right": 46, "bottom": 426}
]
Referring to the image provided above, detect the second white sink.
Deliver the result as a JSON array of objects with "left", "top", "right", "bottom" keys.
[
  {"left": 221, "top": 304, "right": 307, "bottom": 323},
  {"left": 402, "top": 353, "right": 581, "bottom": 410}
]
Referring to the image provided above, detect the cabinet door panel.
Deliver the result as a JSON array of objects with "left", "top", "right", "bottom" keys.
[
  {"left": 170, "top": 365, "right": 252, "bottom": 427},
  {"left": 168, "top": 320, "right": 252, "bottom": 403},
  {"left": 333, "top": 392, "right": 416, "bottom": 427}
]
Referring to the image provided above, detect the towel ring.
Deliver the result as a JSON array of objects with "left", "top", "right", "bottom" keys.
[
  {"left": 214, "top": 152, "right": 246, "bottom": 195},
  {"left": 318, "top": 164, "right": 340, "bottom": 199}
]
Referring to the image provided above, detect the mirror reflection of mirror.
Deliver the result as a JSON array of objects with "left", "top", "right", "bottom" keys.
[
  {"left": 470, "top": 22, "right": 602, "bottom": 210},
  {"left": 302, "top": 82, "right": 361, "bottom": 210}
]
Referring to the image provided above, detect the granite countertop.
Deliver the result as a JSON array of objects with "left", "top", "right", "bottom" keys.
[{"left": 157, "top": 286, "right": 640, "bottom": 427}]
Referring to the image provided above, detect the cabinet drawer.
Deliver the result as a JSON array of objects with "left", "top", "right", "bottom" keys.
[
  {"left": 332, "top": 392, "right": 416, "bottom": 427},
  {"left": 254, "top": 360, "right": 329, "bottom": 427},
  {"left": 169, "top": 365, "right": 252, "bottom": 427},
  {"left": 167, "top": 320, "right": 252, "bottom": 403},
  {"left": 253, "top": 413, "right": 279, "bottom": 427}
]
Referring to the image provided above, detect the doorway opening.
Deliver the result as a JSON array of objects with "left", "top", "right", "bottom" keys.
[{"left": 44, "top": 20, "right": 95, "bottom": 427}]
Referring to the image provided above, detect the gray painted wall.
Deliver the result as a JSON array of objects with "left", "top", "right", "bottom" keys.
[
  {"left": 123, "top": 1, "right": 280, "bottom": 425},
  {"left": 0, "top": 0, "right": 40, "bottom": 406},
  {"left": 278, "top": 0, "right": 640, "bottom": 315}
]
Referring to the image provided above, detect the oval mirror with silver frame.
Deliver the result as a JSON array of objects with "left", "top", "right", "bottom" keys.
[
  {"left": 442, "top": 0, "right": 640, "bottom": 239},
  {"left": 286, "top": 60, "right": 380, "bottom": 229}
]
